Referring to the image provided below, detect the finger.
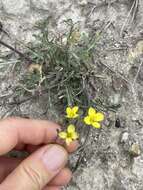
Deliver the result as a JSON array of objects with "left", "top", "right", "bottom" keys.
[
  {"left": 0, "top": 117, "right": 60, "bottom": 155},
  {"left": 0, "top": 157, "right": 71, "bottom": 186},
  {"left": 0, "top": 145, "right": 68, "bottom": 190},
  {"left": 65, "top": 140, "right": 79, "bottom": 153},
  {"left": 43, "top": 186, "right": 61, "bottom": 190},
  {"left": 49, "top": 168, "right": 72, "bottom": 186},
  {"left": 0, "top": 157, "right": 22, "bottom": 182}
]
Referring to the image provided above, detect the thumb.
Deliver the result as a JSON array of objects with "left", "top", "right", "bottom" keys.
[{"left": 0, "top": 145, "right": 68, "bottom": 190}]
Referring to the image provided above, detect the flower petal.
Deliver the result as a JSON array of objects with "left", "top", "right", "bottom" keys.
[
  {"left": 66, "top": 138, "right": 73, "bottom": 145},
  {"left": 84, "top": 116, "right": 91, "bottom": 125},
  {"left": 72, "top": 132, "right": 79, "bottom": 140},
  {"left": 67, "top": 124, "right": 75, "bottom": 133},
  {"left": 66, "top": 107, "right": 72, "bottom": 116},
  {"left": 92, "top": 122, "right": 101, "bottom": 129},
  {"left": 59, "top": 132, "right": 67, "bottom": 139},
  {"left": 88, "top": 107, "right": 96, "bottom": 116},
  {"left": 95, "top": 112, "right": 104, "bottom": 121},
  {"left": 72, "top": 106, "right": 79, "bottom": 114}
]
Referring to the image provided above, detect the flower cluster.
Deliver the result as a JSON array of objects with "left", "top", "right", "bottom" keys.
[{"left": 58, "top": 106, "right": 104, "bottom": 145}]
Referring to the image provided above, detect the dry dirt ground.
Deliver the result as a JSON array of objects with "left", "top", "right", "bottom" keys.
[{"left": 0, "top": 0, "right": 143, "bottom": 190}]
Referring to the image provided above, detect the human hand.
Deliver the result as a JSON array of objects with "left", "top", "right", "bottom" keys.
[{"left": 0, "top": 117, "right": 78, "bottom": 190}]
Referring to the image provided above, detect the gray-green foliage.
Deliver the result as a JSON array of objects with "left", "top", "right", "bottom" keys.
[{"left": 20, "top": 20, "right": 95, "bottom": 108}]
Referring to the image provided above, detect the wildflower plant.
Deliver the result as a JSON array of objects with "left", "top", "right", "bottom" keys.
[{"left": 14, "top": 18, "right": 108, "bottom": 146}]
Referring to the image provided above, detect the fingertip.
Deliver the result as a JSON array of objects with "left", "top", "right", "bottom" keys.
[{"left": 66, "top": 140, "right": 79, "bottom": 153}]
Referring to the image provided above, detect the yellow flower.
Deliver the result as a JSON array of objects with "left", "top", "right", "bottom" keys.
[
  {"left": 59, "top": 124, "right": 79, "bottom": 145},
  {"left": 66, "top": 106, "right": 79, "bottom": 119},
  {"left": 84, "top": 107, "right": 104, "bottom": 128}
]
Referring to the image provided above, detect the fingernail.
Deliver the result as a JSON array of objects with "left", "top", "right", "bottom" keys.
[{"left": 42, "top": 145, "right": 67, "bottom": 172}]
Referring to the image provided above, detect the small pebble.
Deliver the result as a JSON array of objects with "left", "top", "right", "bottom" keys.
[
  {"left": 109, "top": 93, "right": 121, "bottom": 106},
  {"left": 121, "top": 132, "right": 129, "bottom": 143},
  {"left": 129, "top": 143, "right": 141, "bottom": 157}
]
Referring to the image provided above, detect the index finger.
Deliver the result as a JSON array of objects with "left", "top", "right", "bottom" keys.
[{"left": 0, "top": 117, "right": 60, "bottom": 155}]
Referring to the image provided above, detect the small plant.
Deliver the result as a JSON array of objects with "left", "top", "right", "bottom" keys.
[
  {"left": 16, "top": 19, "right": 106, "bottom": 117},
  {"left": 12, "top": 19, "right": 109, "bottom": 150},
  {"left": 5, "top": 19, "right": 121, "bottom": 172}
]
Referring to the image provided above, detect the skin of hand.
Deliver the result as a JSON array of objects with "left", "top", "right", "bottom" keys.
[{"left": 0, "top": 117, "right": 78, "bottom": 190}]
